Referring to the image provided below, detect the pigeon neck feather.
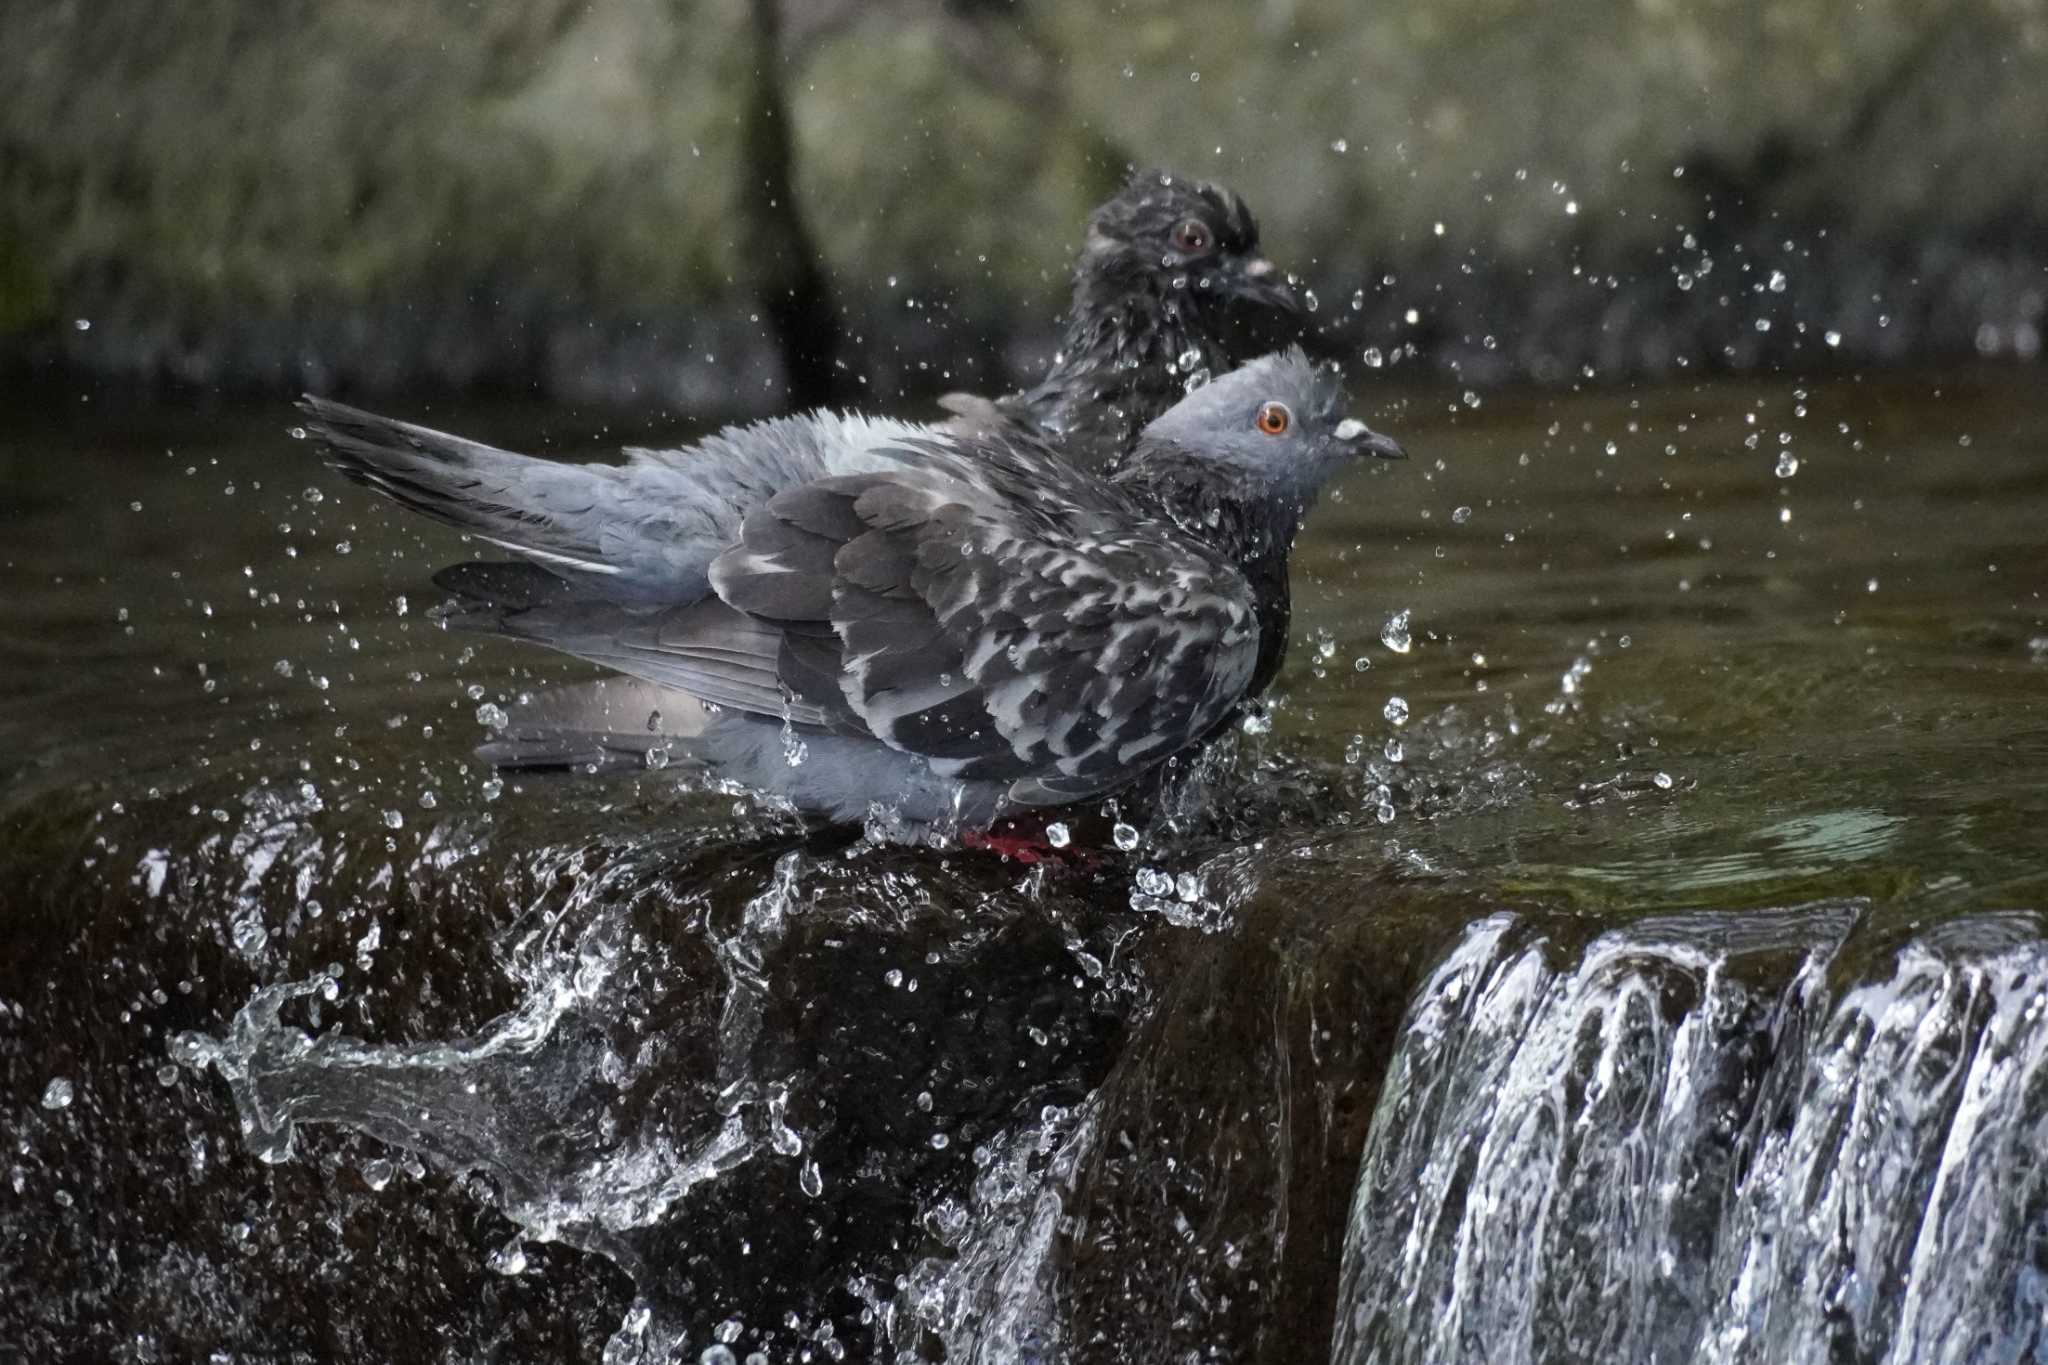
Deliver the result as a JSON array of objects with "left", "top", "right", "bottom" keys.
[
  {"left": 1039, "top": 269, "right": 1221, "bottom": 438},
  {"left": 1111, "top": 444, "right": 1303, "bottom": 694}
]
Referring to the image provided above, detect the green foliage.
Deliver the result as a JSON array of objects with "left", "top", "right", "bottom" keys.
[
  {"left": 1, "top": 0, "right": 2042, "bottom": 363},
  {"left": 790, "top": 13, "right": 1118, "bottom": 310}
]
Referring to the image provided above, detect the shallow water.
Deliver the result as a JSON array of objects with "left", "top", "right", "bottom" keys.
[{"left": 3, "top": 368, "right": 2045, "bottom": 1361}]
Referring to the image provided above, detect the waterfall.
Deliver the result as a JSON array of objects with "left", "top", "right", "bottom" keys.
[{"left": 1333, "top": 904, "right": 2048, "bottom": 1365}]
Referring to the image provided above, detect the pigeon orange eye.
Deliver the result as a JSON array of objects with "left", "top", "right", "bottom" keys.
[
  {"left": 1255, "top": 401, "right": 1291, "bottom": 435},
  {"left": 1171, "top": 219, "right": 1212, "bottom": 253}
]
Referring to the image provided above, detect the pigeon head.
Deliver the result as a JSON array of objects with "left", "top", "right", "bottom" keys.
[
  {"left": 1133, "top": 348, "right": 1405, "bottom": 511},
  {"left": 1080, "top": 169, "right": 1300, "bottom": 316}
]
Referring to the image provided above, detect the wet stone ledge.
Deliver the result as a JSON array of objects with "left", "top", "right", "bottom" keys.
[{"left": 6, "top": 770, "right": 2048, "bottom": 1361}]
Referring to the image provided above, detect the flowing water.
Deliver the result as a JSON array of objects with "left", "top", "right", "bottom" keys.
[{"left": 3, "top": 368, "right": 2046, "bottom": 1362}]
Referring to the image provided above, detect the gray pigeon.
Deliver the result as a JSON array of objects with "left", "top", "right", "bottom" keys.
[
  {"left": 938, "top": 170, "right": 1301, "bottom": 472},
  {"left": 297, "top": 349, "right": 1402, "bottom": 831}
]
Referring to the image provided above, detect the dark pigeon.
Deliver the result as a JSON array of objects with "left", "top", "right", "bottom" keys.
[
  {"left": 938, "top": 169, "right": 1302, "bottom": 472},
  {"left": 296, "top": 350, "right": 1402, "bottom": 831}
]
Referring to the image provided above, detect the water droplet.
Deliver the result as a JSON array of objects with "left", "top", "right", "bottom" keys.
[
  {"left": 644, "top": 746, "right": 670, "bottom": 770},
  {"left": 487, "top": 1238, "right": 529, "bottom": 1276},
  {"left": 701, "top": 1348, "right": 739, "bottom": 1365},
  {"left": 1379, "top": 609, "right": 1413, "bottom": 654},
  {"left": 1330, "top": 138, "right": 1349, "bottom": 154},
  {"left": 1451, "top": 505, "right": 1472, "bottom": 524},
  {"left": 1825, "top": 330, "right": 1843, "bottom": 348},
  {"left": 475, "top": 702, "right": 508, "bottom": 729},
  {"left": 230, "top": 911, "right": 268, "bottom": 959},
  {"left": 799, "top": 1160, "right": 824, "bottom": 1197},
  {"left": 1239, "top": 709, "right": 1272, "bottom": 736},
  {"left": 1361, "top": 346, "right": 1384, "bottom": 369},
  {"left": 41, "top": 1077, "right": 74, "bottom": 1110},
  {"left": 1653, "top": 771, "right": 1675, "bottom": 790},
  {"left": 361, "top": 1157, "right": 394, "bottom": 1191},
  {"left": 73, "top": 317, "right": 91, "bottom": 331},
  {"left": 1775, "top": 453, "right": 1799, "bottom": 478},
  {"left": 1383, "top": 696, "right": 1410, "bottom": 726},
  {"left": 1045, "top": 822, "right": 1071, "bottom": 849},
  {"left": 1112, "top": 822, "right": 1139, "bottom": 851},
  {"left": 480, "top": 777, "right": 504, "bottom": 801},
  {"left": 1353, "top": 656, "right": 1372, "bottom": 673},
  {"left": 381, "top": 809, "right": 404, "bottom": 830},
  {"left": 1767, "top": 270, "right": 1788, "bottom": 293},
  {"left": 288, "top": 426, "right": 307, "bottom": 440}
]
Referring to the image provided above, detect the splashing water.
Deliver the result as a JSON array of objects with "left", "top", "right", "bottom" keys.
[{"left": 1381, "top": 609, "right": 1414, "bottom": 654}]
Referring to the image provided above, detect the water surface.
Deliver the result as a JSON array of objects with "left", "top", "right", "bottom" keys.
[{"left": 3, "top": 368, "right": 2045, "bottom": 1361}]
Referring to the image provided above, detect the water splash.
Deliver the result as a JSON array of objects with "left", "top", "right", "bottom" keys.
[
  {"left": 172, "top": 850, "right": 816, "bottom": 1354},
  {"left": 1380, "top": 609, "right": 1414, "bottom": 654}
]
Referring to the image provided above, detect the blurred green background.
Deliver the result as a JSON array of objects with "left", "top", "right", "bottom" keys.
[{"left": 2, "top": 0, "right": 2043, "bottom": 410}]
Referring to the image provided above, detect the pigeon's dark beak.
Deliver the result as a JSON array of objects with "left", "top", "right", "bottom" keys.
[
  {"left": 1230, "top": 255, "right": 1303, "bottom": 313},
  {"left": 1334, "top": 417, "right": 1406, "bottom": 461}
]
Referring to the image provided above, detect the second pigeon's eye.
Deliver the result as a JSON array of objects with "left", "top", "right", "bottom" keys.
[
  {"left": 1171, "top": 219, "right": 1213, "bottom": 254},
  {"left": 1255, "top": 401, "right": 1292, "bottom": 435}
]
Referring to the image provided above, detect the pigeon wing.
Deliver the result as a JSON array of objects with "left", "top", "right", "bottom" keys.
[
  {"left": 298, "top": 395, "right": 934, "bottom": 605},
  {"left": 698, "top": 441, "right": 1263, "bottom": 807}
]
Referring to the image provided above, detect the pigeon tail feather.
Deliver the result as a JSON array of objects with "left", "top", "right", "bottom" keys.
[
  {"left": 296, "top": 396, "right": 623, "bottom": 577},
  {"left": 476, "top": 678, "right": 711, "bottom": 773}
]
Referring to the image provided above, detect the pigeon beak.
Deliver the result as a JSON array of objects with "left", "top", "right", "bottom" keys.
[
  {"left": 1334, "top": 417, "right": 1407, "bottom": 460},
  {"left": 1231, "top": 256, "right": 1303, "bottom": 313}
]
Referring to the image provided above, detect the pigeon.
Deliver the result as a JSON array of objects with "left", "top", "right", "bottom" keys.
[
  {"left": 296, "top": 348, "right": 1403, "bottom": 831},
  {"left": 937, "top": 170, "right": 1302, "bottom": 472}
]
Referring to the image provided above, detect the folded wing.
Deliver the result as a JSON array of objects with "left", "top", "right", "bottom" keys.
[{"left": 694, "top": 440, "right": 1263, "bottom": 807}]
